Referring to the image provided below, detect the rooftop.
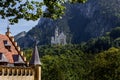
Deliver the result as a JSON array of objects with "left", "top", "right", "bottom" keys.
[
  {"left": 0, "top": 26, "right": 25, "bottom": 64},
  {"left": 0, "top": 34, "right": 19, "bottom": 63}
]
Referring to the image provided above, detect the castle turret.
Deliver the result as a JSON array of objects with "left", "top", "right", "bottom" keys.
[
  {"left": 51, "top": 36, "right": 55, "bottom": 44},
  {"left": 29, "top": 41, "right": 41, "bottom": 80},
  {"left": 55, "top": 27, "right": 59, "bottom": 38},
  {"left": 6, "top": 26, "right": 11, "bottom": 37}
]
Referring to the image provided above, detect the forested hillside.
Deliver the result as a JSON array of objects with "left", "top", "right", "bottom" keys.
[
  {"left": 24, "top": 27, "right": 120, "bottom": 80},
  {"left": 16, "top": 0, "right": 120, "bottom": 48}
]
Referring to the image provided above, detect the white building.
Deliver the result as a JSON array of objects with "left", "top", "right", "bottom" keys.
[{"left": 51, "top": 27, "right": 67, "bottom": 45}]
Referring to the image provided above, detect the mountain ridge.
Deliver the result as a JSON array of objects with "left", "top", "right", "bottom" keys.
[{"left": 15, "top": 0, "right": 120, "bottom": 48}]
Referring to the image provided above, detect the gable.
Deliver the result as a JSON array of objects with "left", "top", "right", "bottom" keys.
[{"left": 0, "top": 34, "right": 23, "bottom": 63}]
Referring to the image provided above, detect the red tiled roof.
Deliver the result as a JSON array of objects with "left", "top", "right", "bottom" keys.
[{"left": 0, "top": 34, "right": 19, "bottom": 63}]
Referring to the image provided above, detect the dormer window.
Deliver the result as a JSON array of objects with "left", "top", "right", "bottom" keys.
[
  {"left": 3, "top": 40, "right": 11, "bottom": 51},
  {"left": 0, "top": 53, "right": 8, "bottom": 66},
  {"left": 13, "top": 54, "right": 25, "bottom": 66},
  {"left": 3, "top": 40, "right": 7, "bottom": 44}
]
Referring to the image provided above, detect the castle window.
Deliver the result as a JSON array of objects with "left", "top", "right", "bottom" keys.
[
  {"left": 3, "top": 40, "right": 11, "bottom": 51},
  {"left": 13, "top": 55, "right": 25, "bottom": 67},
  {"left": 3, "top": 40, "right": 7, "bottom": 44}
]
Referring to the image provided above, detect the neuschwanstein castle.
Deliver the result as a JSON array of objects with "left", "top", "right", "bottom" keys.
[{"left": 51, "top": 27, "right": 67, "bottom": 45}]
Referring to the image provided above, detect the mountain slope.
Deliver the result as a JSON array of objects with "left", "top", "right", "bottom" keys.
[
  {"left": 14, "top": 31, "right": 26, "bottom": 40},
  {"left": 16, "top": 0, "right": 120, "bottom": 48}
]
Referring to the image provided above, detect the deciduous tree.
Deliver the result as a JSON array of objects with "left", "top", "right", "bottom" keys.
[{"left": 0, "top": 0, "right": 87, "bottom": 24}]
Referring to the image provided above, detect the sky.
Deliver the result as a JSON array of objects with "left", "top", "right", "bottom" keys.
[
  {"left": 0, "top": 0, "right": 43, "bottom": 36},
  {"left": 0, "top": 19, "right": 39, "bottom": 36}
]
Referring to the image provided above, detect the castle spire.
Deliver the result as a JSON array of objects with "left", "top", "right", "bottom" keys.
[
  {"left": 7, "top": 26, "right": 10, "bottom": 32},
  {"left": 29, "top": 40, "right": 41, "bottom": 66},
  {"left": 6, "top": 25, "right": 11, "bottom": 36},
  {"left": 55, "top": 26, "right": 59, "bottom": 37}
]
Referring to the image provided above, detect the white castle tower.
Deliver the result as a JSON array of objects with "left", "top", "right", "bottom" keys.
[{"left": 51, "top": 27, "right": 67, "bottom": 45}]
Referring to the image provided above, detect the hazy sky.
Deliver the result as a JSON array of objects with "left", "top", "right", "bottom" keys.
[{"left": 0, "top": 0, "right": 43, "bottom": 36}]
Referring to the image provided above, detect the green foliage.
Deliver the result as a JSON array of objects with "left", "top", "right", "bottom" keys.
[
  {"left": 110, "top": 27, "right": 120, "bottom": 39},
  {"left": 82, "top": 27, "right": 120, "bottom": 53},
  {"left": 0, "top": 0, "right": 43, "bottom": 24},
  {"left": 24, "top": 48, "right": 32, "bottom": 61},
  {"left": 23, "top": 26, "right": 120, "bottom": 80},
  {"left": 0, "top": 0, "right": 87, "bottom": 24},
  {"left": 88, "top": 47, "right": 120, "bottom": 80},
  {"left": 40, "top": 45, "right": 120, "bottom": 80},
  {"left": 113, "top": 38, "right": 120, "bottom": 47},
  {"left": 41, "top": 49, "right": 86, "bottom": 80},
  {"left": 99, "top": 0, "right": 120, "bottom": 19},
  {"left": 83, "top": 36, "right": 111, "bottom": 53}
]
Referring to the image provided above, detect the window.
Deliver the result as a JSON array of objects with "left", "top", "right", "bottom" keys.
[
  {"left": 3, "top": 40, "right": 11, "bottom": 51},
  {"left": 3, "top": 40, "right": 8, "bottom": 44}
]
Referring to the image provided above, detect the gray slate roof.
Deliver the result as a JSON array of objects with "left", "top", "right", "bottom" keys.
[
  {"left": 29, "top": 42, "right": 41, "bottom": 66},
  {"left": 13, "top": 54, "right": 25, "bottom": 64},
  {"left": 0, "top": 53, "right": 8, "bottom": 63}
]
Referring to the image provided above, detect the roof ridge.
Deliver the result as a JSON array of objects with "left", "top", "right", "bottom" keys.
[{"left": 6, "top": 35, "right": 26, "bottom": 62}]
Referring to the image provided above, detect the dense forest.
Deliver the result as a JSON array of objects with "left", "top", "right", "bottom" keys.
[{"left": 24, "top": 27, "right": 120, "bottom": 80}]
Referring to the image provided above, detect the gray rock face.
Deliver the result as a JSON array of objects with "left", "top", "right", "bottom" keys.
[
  {"left": 16, "top": 0, "right": 120, "bottom": 48},
  {"left": 14, "top": 31, "right": 26, "bottom": 40}
]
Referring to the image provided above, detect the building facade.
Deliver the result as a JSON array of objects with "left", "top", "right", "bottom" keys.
[
  {"left": 51, "top": 27, "right": 67, "bottom": 45},
  {"left": 0, "top": 27, "right": 41, "bottom": 80}
]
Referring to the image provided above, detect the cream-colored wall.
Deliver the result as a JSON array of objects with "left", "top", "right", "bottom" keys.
[
  {"left": 34, "top": 65, "right": 41, "bottom": 80},
  {"left": 0, "top": 67, "right": 35, "bottom": 80}
]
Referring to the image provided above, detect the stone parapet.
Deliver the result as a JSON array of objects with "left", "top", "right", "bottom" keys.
[{"left": 0, "top": 66, "right": 34, "bottom": 76}]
